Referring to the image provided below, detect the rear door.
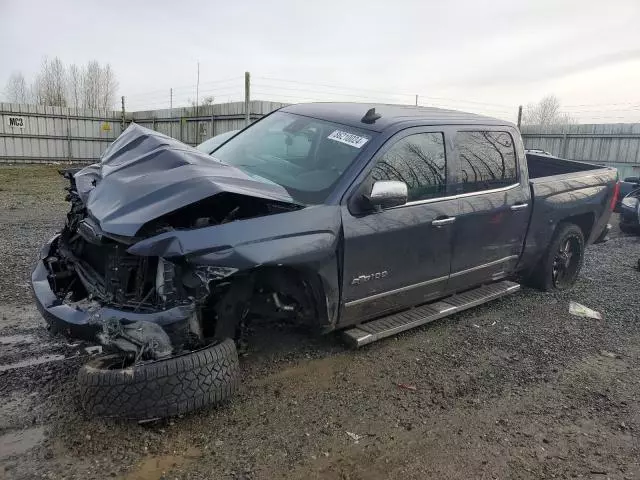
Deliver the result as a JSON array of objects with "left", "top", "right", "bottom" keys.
[
  {"left": 448, "top": 128, "right": 531, "bottom": 291},
  {"left": 339, "top": 128, "right": 458, "bottom": 326}
]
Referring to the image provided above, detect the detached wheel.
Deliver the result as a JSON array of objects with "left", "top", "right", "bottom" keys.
[
  {"left": 531, "top": 223, "right": 585, "bottom": 291},
  {"left": 77, "top": 339, "right": 239, "bottom": 420}
]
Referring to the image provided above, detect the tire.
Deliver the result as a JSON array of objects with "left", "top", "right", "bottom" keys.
[
  {"left": 619, "top": 223, "right": 637, "bottom": 235},
  {"left": 530, "top": 223, "right": 585, "bottom": 292},
  {"left": 77, "top": 339, "right": 239, "bottom": 420}
]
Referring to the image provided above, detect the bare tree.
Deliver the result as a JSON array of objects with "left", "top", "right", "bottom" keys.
[
  {"left": 67, "top": 64, "right": 82, "bottom": 109},
  {"left": 522, "top": 95, "right": 574, "bottom": 125},
  {"left": 189, "top": 95, "right": 214, "bottom": 107},
  {"left": 4, "top": 72, "right": 29, "bottom": 103},
  {"left": 32, "top": 57, "right": 67, "bottom": 106},
  {"left": 83, "top": 61, "right": 101, "bottom": 109},
  {"left": 4, "top": 58, "right": 119, "bottom": 109},
  {"left": 99, "top": 64, "right": 118, "bottom": 109}
]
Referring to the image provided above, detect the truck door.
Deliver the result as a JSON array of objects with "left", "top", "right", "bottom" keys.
[
  {"left": 339, "top": 128, "right": 458, "bottom": 326},
  {"left": 448, "top": 128, "right": 531, "bottom": 291}
]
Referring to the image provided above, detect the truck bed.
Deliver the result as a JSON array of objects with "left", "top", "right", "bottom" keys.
[
  {"left": 518, "top": 151, "right": 618, "bottom": 274},
  {"left": 525, "top": 151, "right": 606, "bottom": 179}
]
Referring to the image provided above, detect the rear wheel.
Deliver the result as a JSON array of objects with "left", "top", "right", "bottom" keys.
[{"left": 531, "top": 223, "right": 585, "bottom": 291}]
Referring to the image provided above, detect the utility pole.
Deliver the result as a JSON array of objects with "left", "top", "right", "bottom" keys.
[
  {"left": 196, "top": 62, "right": 200, "bottom": 116},
  {"left": 415, "top": 94, "right": 418, "bottom": 107},
  {"left": 517, "top": 105, "right": 523, "bottom": 129},
  {"left": 244, "top": 71, "right": 251, "bottom": 126},
  {"left": 170, "top": 88, "right": 173, "bottom": 138},
  {"left": 121, "top": 96, "right": 126, "bottom": 131}
]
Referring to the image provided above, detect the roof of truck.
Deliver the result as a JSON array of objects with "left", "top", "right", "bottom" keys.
[{"left": 280, "top": 102, "right": 514, "bottom": 132}]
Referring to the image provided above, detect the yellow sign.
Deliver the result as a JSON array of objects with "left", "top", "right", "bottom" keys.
[{"left": 101, "top": 122, "right": 112, "bottom": 132}]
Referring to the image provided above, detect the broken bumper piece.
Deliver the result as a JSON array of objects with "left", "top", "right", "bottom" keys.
[{"left": 31, "top": 235, "right": 195, "bottom": 344}]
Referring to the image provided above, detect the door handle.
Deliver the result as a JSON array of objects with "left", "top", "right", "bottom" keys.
[
  {"left": 432, "top": 217, "right": 456, "bottom": 226},
  {"left": 510, "top": 203, "right": 529, "bottom": 211}
]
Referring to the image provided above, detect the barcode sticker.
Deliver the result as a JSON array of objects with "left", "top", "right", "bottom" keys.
[{"left": 327, "top": 130, "right": 369, "bottom": 148}]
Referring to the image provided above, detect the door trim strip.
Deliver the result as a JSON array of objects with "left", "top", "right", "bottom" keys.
[
  {"left": 345, "top": 275, "right": 448, "bottom": 308},
  {"left": 450, "top": 255, "right": 519, "bottom": 278},
  {"left": 344, "top": 255, "right": 519, "bottom": 309}
]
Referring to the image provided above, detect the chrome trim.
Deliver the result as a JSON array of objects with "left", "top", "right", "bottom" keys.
[
  {"left": 345, "top": 274, "right": 448, "bottom": 308},
  {"left": 431, "top": 217, "right": 456, "bottom": 226},
  {"left": 345, "top": 255, "right": 519, "bottom": 309},
  {"left": 450, "top": 255, "right": 519, "bottom": 278},
  {"left": 394, "top": 183, "right": 521, "bottom": 208},
  {"left": 510, "top": 203, "right": 529, "bottom": 211}
]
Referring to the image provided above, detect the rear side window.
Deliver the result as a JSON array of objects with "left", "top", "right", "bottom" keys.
[
  {"left": 371, "top": 132, "right": 446, "bottom": 202},
  {"left": 455, "top": 131, "right": 518, "bottom": 193}
]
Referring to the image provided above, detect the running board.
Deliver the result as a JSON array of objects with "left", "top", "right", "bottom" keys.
[{"left": 342, "top": 280, "right": 520, "bottom": 348}]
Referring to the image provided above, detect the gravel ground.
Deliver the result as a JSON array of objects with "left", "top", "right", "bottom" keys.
[{"left": 0, "top": 165, "right": 639, "bottom": 480}]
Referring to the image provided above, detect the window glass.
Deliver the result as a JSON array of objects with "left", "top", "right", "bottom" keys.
[
  {"left": 455, "top": 131, "right": 518, "bottom": 193},
  {"left": 370, "top": 132, "right": 446, "bottom": 202},
  {"left": 212, "top": 112, "right": 375, "bottom": 204}
]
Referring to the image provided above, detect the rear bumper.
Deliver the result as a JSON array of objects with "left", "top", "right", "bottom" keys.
[{"left": 31, "top": 234, "right": 195, "bottom": 342}]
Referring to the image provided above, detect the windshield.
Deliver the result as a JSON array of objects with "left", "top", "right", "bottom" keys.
[
  {"left": 195, "top": 130, "right": 238, "bottom": 154},
  {"left": 211, "top": 111, "right": 374, "bottom": 204}
]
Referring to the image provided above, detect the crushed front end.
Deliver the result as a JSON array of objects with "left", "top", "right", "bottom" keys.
[
  {"left": 32, "top": 124, "right": 342, "bottom": 362},
  {"left": 32, "top": 171, "right": 200, "bottom": 360}
]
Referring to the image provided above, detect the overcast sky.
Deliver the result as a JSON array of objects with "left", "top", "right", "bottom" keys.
[{"left": 2, "top": 0, "right": 640, "bottom": 122}]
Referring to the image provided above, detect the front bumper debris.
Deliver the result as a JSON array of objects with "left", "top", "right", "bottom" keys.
[{"left": 31, "top": 234, "right": 195, "bottom": 344}]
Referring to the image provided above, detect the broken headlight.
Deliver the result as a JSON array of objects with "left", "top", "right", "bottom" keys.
[
  {"left": 182, "top": 265, "right": 239, "bottom": 293},
  {"left": 156, "top": 257, "right": 176, "bottom": 302}
]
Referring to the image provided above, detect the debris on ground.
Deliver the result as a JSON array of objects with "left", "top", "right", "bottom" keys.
[
  {"left": 397, "top": 383, "right": 417, "bottom": 391},
  {"left": 568, "top": 301, "right": 603, "bottom": 320},
  {"left": 84, "top": 346, "right": 102, "bottom": 355},
  {"left": 346, "top": 432, "right": 362, "bottom": 443}
]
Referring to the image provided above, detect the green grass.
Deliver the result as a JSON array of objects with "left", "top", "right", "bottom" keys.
[{"left": 0, "top": 165, "right": 69, "bottom": 208}]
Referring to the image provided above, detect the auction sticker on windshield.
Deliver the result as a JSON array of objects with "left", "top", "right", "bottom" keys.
[{"left": 327, "top": 130, "right": 369, "bottom": 148}]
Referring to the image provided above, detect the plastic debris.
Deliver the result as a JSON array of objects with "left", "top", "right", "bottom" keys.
[
  {"left": 569, "top": 301, "right": 603, "bottom": 320},
  {"left": 346, "top": 431, "right": 362, "bottom": 442},
  {"left": 84, "top": 346, "right": 103, "bottom": 355},
  {"left": 397, "top": 383, "right": 417, "bottom": 391}
]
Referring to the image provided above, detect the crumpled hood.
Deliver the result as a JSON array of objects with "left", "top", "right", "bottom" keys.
[{"left": 74, "top": 124, "right": 296, "bottom": 237}]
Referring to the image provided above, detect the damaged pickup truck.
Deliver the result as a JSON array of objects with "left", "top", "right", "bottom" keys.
[{"left": 32, "top": 103, "right": 618, "bottom": 420}]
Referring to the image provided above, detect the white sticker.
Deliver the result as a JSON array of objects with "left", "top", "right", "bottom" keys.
[{"left": 327, "top": 130, "right": 369, "bottom": 148}]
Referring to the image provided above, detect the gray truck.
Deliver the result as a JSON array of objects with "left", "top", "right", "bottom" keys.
[{"left": 32, "top": 103, "right": 618, "bottom": 420}]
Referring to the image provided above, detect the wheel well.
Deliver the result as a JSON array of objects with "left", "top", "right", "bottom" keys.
[
  {"left": 250, "top": 266, "right": 328, "bottom": 325},
  {"left": 204, "top": 266, "right": 329, "bottom": 340},
  {"left": 560, "top": 212, "right": 595, "bottom": 241}
]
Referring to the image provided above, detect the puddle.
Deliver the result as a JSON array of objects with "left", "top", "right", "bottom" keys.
[
  {"left": 0, "top": 426, "right": 45, "bottom": 460},
  {"left": 124, "top": 447, "right": 201, "bottom": 480},
  {"left": 0, "top": 334, "right": 36, "bottom": 345},
  {"left": 0, "top": 354, "right": 65, "bottom": 372}
]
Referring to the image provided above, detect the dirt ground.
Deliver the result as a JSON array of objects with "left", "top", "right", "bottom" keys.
[{"left": 0, "top": 165, "right": 639, "bottom": 480}]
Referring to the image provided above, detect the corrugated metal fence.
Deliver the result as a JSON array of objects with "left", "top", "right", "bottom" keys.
[
  {"left": 3, "top": 103, "right": 640, "bottom": 178},
  {"left": 521, "top": 123, "right": 640, "bottom": 179},
  {"left": 0, "top": 101, "right": 286, "bottom": 164}
]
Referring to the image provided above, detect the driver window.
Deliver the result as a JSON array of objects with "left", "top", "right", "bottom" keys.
[{"left": 371, "top": 132, "right": 447, "bottom": 202}]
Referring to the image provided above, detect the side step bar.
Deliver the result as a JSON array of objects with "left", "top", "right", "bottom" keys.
[{"left": 342, "top": 280, "right": 520, "bottom": 348}]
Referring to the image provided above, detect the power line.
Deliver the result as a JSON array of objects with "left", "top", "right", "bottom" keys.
[{"left": 254, "top": 75, "right": 513, "bottom": 109}]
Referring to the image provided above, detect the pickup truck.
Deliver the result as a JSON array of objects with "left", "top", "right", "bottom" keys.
[{"left": 31, "top": 103, "right": 618, "bottom": 420}]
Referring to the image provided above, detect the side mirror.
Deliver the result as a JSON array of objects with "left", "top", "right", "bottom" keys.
[{"left": 366, "top": 180, "right": 408, "bottom": 209}]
